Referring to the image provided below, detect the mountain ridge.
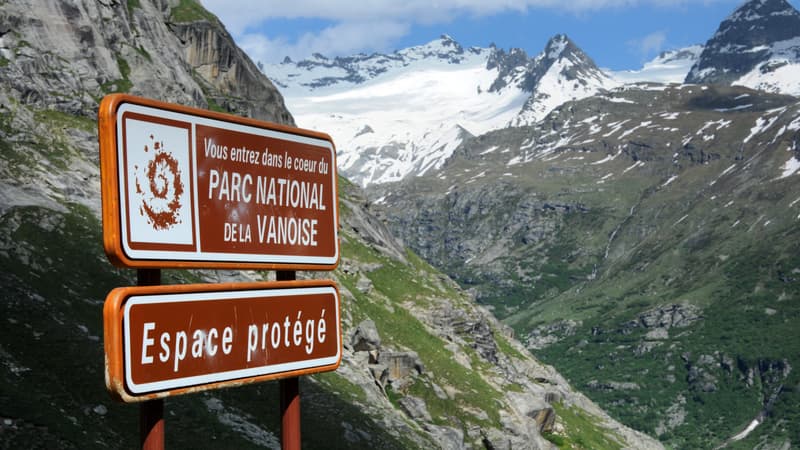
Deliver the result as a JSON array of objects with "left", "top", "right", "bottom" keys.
[
  {"left": 270, "top": 33, "right": 619, "bottom": 187},
  {"left": 686, "top": 0, "right": 800, "bottom": 95},
  {"left": 373, "top": 77, "right": 800, "bottom": 449},
  {"left": 269, "top": 0, "right": 800, "bottom": 189}
]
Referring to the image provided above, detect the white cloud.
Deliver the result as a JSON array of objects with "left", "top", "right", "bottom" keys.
[
  {"left": 201, "top": 0, "right": 733, "bottom": 62},
  {"left": 203, "top": 0, "right": 728, "bottom": 32},
  {"left": 204, "top": 0, "right": 533, "bottom": 34},
  {"left": 629, "top": 30, "right": 669, "bottom": 57},
  {"left": 238, "top": 20, "right": 410, "bottom": 64}
]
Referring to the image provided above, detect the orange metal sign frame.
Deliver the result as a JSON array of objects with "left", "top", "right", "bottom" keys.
[
  {"left": 98, "top": 94, "right": 339, "bottom": 270},
  {"left": 104, "top": 280, "right": 342, "bottom": 403}
]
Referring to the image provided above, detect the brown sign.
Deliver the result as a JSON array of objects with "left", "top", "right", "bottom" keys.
[
  {"left": 98, "top": 94, "right": 339, "bottom": 270},
  {"left": 104, "top": 280, "right": 341, "bottom": 402}
]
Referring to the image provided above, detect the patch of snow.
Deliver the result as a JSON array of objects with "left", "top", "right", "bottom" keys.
[
  {"left": 744, "top": 114, "right": 782, "bottom": 144},
  {"left": 507, "top": 156, "right": 523, "bottom": 166},
  {"left": 603, "top": 120, "right": 631, "bottom": 138},
  {"left": 662, "top": 175, "right": 678, "bottom": 187},
  {"left": 620, "top": 121, "right": 652, "bottom": 139},
  {"left": 592, "top": 150, "right": 622, "bottom": 165},
  {"left": 779, "top": 157, "right": 800, "bottom": 179},
  {"left": 733, "top": 37, "right": 800, "bottom": 97},
  {"left": 623, "top": 161, "right": 645, "bottom": 173},
  {"left": 610, "top": 45, "right": 703, "bottom": 84},
  {"left": 602, "top": 96, "right": 635, "bottom": 104},
  {"left": 469, "top": 170, "right": 487, "bottom": 181},
  {"left": 730, "top": 417, "right": 762, "bottom": 442},
  {"left": 714, "top": 104, "right": 752, "bottom": 113}
]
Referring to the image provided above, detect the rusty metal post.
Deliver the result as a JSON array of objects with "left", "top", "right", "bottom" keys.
[
  {"left": 137, "top": 269, "right": 164, "bottom": 450},
  {"left": 277, "top": 270, "right": 300, "bottom": 450},
  {"left": 280, "top": 377, "right": 301, "bottom": 450}
]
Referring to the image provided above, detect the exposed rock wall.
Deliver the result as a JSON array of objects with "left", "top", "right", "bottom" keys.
[{"left": 0, "top": 0, "right": 290, "bottom": 123}]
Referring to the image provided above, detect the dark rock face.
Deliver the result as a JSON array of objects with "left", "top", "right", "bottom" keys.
[
  {"left": 351, "top": 319, "right": 381, "bottom": 352},
  {"left": 486, "top": 47, "right": 532, "bottom": 92},
  {"left": 487, "top": 34, "right": 605, "bottom": 95},
  {"left": 0, "top": 0, "right": 292, "bottom": 124},
  {"left": 685, "top": 0, "right": 800, "bottom": 84},
  {"left": 528, "top": 34, "right": 605, "bottom": 92},
  {"left": 169, "top": 20, "right": 293, "bottom": 124}
]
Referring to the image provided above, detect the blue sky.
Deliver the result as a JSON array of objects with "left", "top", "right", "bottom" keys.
[{"left": 203, "top": 0, "right": 800, "bottom": 70}]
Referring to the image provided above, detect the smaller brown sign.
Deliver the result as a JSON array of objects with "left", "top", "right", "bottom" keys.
[{"left": 104, "top": 280, "right": 341, "bottom": 402}]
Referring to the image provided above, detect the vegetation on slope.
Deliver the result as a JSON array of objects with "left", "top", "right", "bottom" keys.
[{"left": 376, "top": 84, "right": 800, "bottom": 449}]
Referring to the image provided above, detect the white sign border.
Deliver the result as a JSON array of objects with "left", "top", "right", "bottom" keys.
[
  {"left": 115, "top": 102, "right": 339, "bottom": 266},
  {"left": 122, "top": 286, "right": 341, "bottom": 395}
]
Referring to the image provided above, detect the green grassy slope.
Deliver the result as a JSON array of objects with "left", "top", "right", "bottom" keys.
[{"left": 376, "top": 84, "right": 800, "bottom": 449}]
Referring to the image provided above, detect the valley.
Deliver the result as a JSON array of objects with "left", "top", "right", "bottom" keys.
[{"left": 273, "top": 0, "right": 800, "bottom": 448}]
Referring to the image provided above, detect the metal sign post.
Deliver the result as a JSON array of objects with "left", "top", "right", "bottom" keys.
[
  {"left": 137, "top": 269, "right": 164, "bottom": 450},
  {"left": 277, "top": 271, "right": 300, "bottom": 450}
]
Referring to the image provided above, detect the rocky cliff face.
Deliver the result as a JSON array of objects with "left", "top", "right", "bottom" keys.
[
  {"left": 512, "top": 34, "right": 618, "bottom": 126},
  {"left": 0, "top": 0, "right": 290, "bottom": 122},
  {"left": 168, "top": 19, "right": 293, "bottom": 123}
]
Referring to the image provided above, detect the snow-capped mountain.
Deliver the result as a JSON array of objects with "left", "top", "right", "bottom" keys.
[
  {"left": 266, "top": 35, "right": 616, "bottom": 186},
  {"left": 686, "top": 0, "right": 800, "bottom": 95},
  {"left": 611, "top": 45, "right": 703, "bottom": 84},
  {"left": 511, "top": 35, "right": 619, "bottom": 126}
]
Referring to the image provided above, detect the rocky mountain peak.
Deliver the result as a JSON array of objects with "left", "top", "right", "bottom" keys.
[
  {"left": 271, "top": 34, "right": 478, "bottom": 91},
  {"left": 726, "top": 0, "right": 800, "bottom": 32},
  {"left": 402, "top": 34, "right": 468, "bottom": 61},
  {"left": 685, "top": 0, "right": 800, "bottom": 85},
  {"left": 542, "top": 33, "right": 575, "bottom": 60},
  {"left": 543, "top": 34, "right": 598, "bottom": 69},
  {"left": 511, "top": 34, "right": 616, "bottom": 125}
]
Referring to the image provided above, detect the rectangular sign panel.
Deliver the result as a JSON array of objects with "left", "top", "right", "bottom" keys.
[
  {"left": 98, "top": 94, "right": 339, "bottom": 270},
  {"left": 104, "top": 280, "right": 341, "bottom": 402}
]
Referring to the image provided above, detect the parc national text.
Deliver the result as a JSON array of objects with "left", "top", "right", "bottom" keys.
[{"left": 203, "top": 137, "right": 330, "bottom": 248}]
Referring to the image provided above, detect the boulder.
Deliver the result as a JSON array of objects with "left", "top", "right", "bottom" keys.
[
  {"left": 398, "top": 395, "right": 432, "bottom": 422},
  {"left": 368, "top": 363, "right": 388, "bottom": 387},
  {"left": 351, "top": 319, "right": 381, "bottom": 352},
  {"left": 529, "top": 407, "right": 556, "bottom": 433},
  {"left": 355, "top": 274, "right": 373, "bottom": 293},
  {"left": 379, "top": 351, "right": 424, "bottom": 386}
]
